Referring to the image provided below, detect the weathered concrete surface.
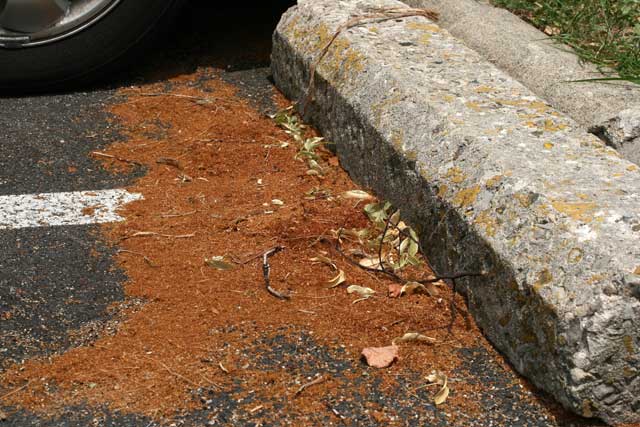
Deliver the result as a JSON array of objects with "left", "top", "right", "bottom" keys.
[
  {"left": 271, "top": 1, "right": 640, "bottom": 424},
  {"left": 401, "top": 0, "right": 640, "bottom": 166}
]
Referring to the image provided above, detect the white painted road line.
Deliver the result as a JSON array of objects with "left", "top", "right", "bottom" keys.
[{"left": 0, "top": 189, "right": 142, "bottom": 230}]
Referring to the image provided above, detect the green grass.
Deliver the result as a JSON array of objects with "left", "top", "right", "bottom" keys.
[{"left": 490, "top": 0, "right": 640, "bottom": 85}]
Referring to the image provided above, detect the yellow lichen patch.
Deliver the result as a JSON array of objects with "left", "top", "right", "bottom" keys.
[
  {"left": 475, "top": 85, "right": 496, "bottom": 94},
  {"left": 524, "top": 120, "right": 537, "bottom": 128},
  {"left": 527, "top": 100, "right": 551, "bottom": 114},
  {"left": 624, "top": 367, "right": 636, "bottom": 378},
  {"left": 453, "top": 186, "right": 480, "bottom": 207},
  {"left": 623, "top": 335, "right": 634, "bottom": 354},
  {"left": 533, "top": 269, "right": 553, "bottom": 292},
  {"left": 627, "top": 165, "right": 639, "bottom": 172},
  {"left": 483, "top": 128, "right": 503, "bottom": 136},
  {"left": 586, "top": 274, "right": 605, "bottom": 284},
  {"left": 406, "top": 22, "right": 440, "bottom": 32},
  {"left": 419, "top": 33, "right": 432, "bottom": 45},
  {"left": 437, "top": 184, "right": 448, "bottom": 198},
  {"left": 475, "top": 210, "right": 498, "bottom": 238},
  {"left": 291, "top": 20, "right": 332, "bottom": 52},
  {"left": 543, "top": 142, "right": 554, "bottom": 150},
  {"left": 551, "top": 200, "right": 598, "bottom": 223},
  {"left": 495, "top": 99, "right": 550, "bottom": 115},
  {"left": 444, "top": 167, "right": 466, "bottom": 184},
  {"left": 576, "top": 193, "right": 590, "bottom": 200},
  {"left": 317, "top": 37, "right": 366, "bottom": 81},
  {"left": 567, "top": 247, "right": 584, "bottom": 264},
  {"left": 486, "top": 175, "right": 503, "bottom": 189},
  {"left": 514, "top": 193, "right": 535, "bottom": 208},
  {"left": 391, "top": 129, "right": 405, "bottom": 152},
  {"left": 368, "top": 26, "right": 379, "bottom": 33},
  {"left": 372, "top": 93, "right": 402, "bottom": 126},
  {"left": 465, "top": 101, "right": 484, "bottom": 112},
  {"left": 543, "top": 119, "right": 568, "bottom": 132},
  {"left": 441, "top": 94, "right": 455, "bottom": 103}
]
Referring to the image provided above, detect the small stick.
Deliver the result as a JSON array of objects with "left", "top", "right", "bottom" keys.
[
  {"left": 295, "top": 375, "right": 325, "bottom": 397},
  {"left": 129, "top": 231, "right": 196, "bottom": 239},
  {"left": 91, "top": 151, "right": 142, "bottom": 167},
  {"left": 262, "top": 246, "right": 289, "bottom": 300},
  {"left": 144, "top": 356, "right": 206, "bottom": 389},
  {"left": 117, "top": 249, "right": 157, "bottom": 267},
  {"left": 0, "top": 381, "right": 30, "bottom": 401},
  {"left": 377, "top": 209, "right": 397, "bottom": 274},
  {"left": 137, "top": 92, "right": 220, "bottom": 104},
  {"left": 160, "top": 210, "right": 197, "bottom": 218}
]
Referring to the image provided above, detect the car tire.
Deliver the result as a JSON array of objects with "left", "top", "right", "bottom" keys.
[{"left": 0, "top": 0, "right": 186, "bottom": 92}]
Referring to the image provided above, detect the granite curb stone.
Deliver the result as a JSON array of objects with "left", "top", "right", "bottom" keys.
[
  {"left": 271, "top": 0, "right": 640, "bottom": 424},
  {"left": 402, "top": 0, "right": 640, "bottom": 166}
]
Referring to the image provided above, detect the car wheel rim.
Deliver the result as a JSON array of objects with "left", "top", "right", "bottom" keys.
[{"left": 0, "top": 0, "right": 121, "bottom": 48}]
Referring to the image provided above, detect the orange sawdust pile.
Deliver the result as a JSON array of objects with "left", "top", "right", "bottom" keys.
[{"left": 2, "top": 70, "right": 526, "bottom": 421}]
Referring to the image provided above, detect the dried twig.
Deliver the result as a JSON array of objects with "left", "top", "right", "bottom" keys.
[
  {"left": 128, "top": 231, "right": 196, "bottom": 239},
  {"left": 303, "top": 7, "right": 439, "bottom": 113},
  {"left": 160, "top": 210, "right": 197, "bottom": 218},
  {"left": 378, "top": 209, "right": 397, "bottom": 274},
  {"left": 144, "top": 356, "right": 217, "bottom": 389},
  {"left": 0, "top": 381, "right": 30, "bottom": 401},
  {"left": 295, "top": 375, "right": 325, "bottom": 397},
  {"left": 262, "top": 246, "right": 289, "bottom": 300},
  {"left": 91, "top": 151, "right": 142, "bottom": 167},
  {"left": 117, "top": 249, "right": 157, "bottom": 267},
  {"left": 137, "top": 92, "right": 220, "bottom": 105}
]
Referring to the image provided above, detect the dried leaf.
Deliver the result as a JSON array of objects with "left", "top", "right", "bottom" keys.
[
  {"left": 310, "top": 255, "right": 337, "bottom": 270},
  {"left": 434, "top": 383, "right": 450, "bottom": 405},
  {"left": 425, "top": 370, "right": 450, "bottom": 405},
  {"left": 361, "top": 345, "right": 399, "bottom": 368},
  {"left": 342, "top": 190, "right": 374, "bottom": 200},
  {"left": 336, "top": 228, "right": 369, "bottom": 243},
  {"left": 205, "top": 256, "right": 234, "bottom": 270},
  {"left": 363, "top": 201, "right": 391, "bottom": 224},
  {"left": 425, "top": 372, "right": 439, "bottom": 383},
  {"left": 389, "top": 209, "right": 401, "bottom": 226},
  {"left": 347, "top": 285, "right": 376, "bottom": 298},
  {"left": 388, "top": 283, "right": 403, "bottom": 298},
  {"left": 327, "top": 269, "right": 346, "bottom": 288},
  {"left": 358, "top": 256, "right": 384, "bottom": 270},
  {"left": 392, "top": 332, "right": 436, "bottom": 345},
  {"left": 401, "top": 282, "right": 427, "bottom": 296},
  {"left": 433, "top": 372, "right": 450, "bottom": 405}
]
